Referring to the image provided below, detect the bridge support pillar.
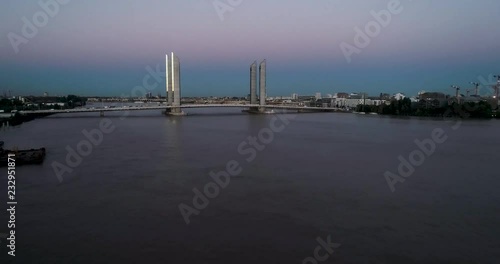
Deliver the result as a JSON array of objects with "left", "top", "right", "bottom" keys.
[
  {"left": 100, "top": 111, "right": 104, "bottom": 117},
  {"left": 165, "top": 52, "right": 185, "bottom": 116},
  {"left": 244, "top": 106, "right": 274, "bottom": 115},
  {"left": 244, "top": 107, "right": 259, "bottom": 114},
  {"left": 164, "top": 107, "right": 186, "bottom": 116}
]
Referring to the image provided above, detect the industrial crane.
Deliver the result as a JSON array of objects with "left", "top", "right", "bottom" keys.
[
  {"left": 479, "top": 76, "right": 500, "bottom": 99},
  {"left": 469, "top": 82, "right": 480, "bottom": 97},
  {"left": 451, "top": 85, "right": 461, "bottom": 103},
  {"left": 493, "top": 75, "right": 500, "bottom": 99},
  {"left": 466, "top": 89, "right": 474, "bottom": 97}
]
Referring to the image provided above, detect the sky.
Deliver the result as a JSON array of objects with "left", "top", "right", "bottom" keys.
[{"left": 0, "top": 0, "right": 499, "bottom": 97}]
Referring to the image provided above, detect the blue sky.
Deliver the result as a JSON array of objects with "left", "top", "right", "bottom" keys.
[{"left": 1, "top": 0, "right": 499, "bottom": 97}]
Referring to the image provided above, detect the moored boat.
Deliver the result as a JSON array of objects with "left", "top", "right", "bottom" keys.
[{"left": 0, "top": 142, "right": 46, "bottom": 166}]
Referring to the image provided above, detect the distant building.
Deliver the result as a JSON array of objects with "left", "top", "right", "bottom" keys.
[
  {"left": 320, "top": 98, "right": 334, "bottom": 107},
  {"left": 315, "top": 93, "right": 322, "bottom": 100},
  {"left": 334, "top": 93, "right": 349, "bottom": 99},
  {"left": 419, "top": 92, "right": 447, "bottom": 100},
  {"left": 298, "top": 95, "right": 315, "bottom": 102},
  {"left": 419, "top": 92, "right": 448, "bottom": 108},
  {"left": 333, "top": 98, "right": 346, "bottom": 107},
  {"left": 291, "top": 93, "right": 299, "bottom": 100},
  {"left": 45, "top": 103, "right": 65, "bottom": 107},
  {"left": 332, "top": 95, "right": 388, "bottom": 108},
  {"left": 368, "top": 96, "right": 385, "bottom": 106},
  {"left": 345, "top": 98, "right": 369, "bottom": 107},
  {"left": 379, "top": 93, "right": 391, "bottom": 100},
  {"left": 393, "top": 93, "right": 406, "bottom": 100},
  {"left": 462, "top": 96, "right": 483, "bottom": 104}
]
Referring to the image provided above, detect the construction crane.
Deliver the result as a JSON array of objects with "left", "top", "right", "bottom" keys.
[
  {"left": 469, "top": 82, "right": 480, "bottom": 96},
  {"left": 451, "top": 85, "right": 461, "bottom": 104},
  {"left": 493, "top": 75, "right": 500, "bottom": 99},
  {"left": 479, "top": 76, "right": 500, "bottom": 99},
  {"left": 466, "top": 89, "right": 474, "bottom": 97}
]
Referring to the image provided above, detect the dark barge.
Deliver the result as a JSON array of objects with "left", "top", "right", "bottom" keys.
[{"left": 0, "top": 141, "right": 46, "bottom": 167}]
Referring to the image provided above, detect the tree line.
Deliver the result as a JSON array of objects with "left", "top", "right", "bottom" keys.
[
  {"left": 0, "top": 95, "right": 87, "bottom": 112},
  {"left": 356, "top": 98, "right": 498, "bottom": 119}
]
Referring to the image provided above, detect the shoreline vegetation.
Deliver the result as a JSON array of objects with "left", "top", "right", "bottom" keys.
[
  {"left": 355, "top": 98, "right": 499, "bottom": 119},
  {"left": 0, "top": 95, "right": 87, "bottom": 128},
  {"left": 1, "top": 112, "right": 54, "bottom": 127}
]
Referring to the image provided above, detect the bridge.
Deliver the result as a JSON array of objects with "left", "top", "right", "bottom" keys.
[
  {"left": 19, "top": 54, "right": 343, "bottom": 117},
  {"left": 19, "top": 104, "right": 341, "bottom": 116}
]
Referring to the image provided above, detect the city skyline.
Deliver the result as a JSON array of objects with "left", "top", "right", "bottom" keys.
[{"left": 1, "top": 0, "right": 500, "bottom": 97}]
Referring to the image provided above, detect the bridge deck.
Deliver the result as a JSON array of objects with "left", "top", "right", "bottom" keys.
[{"left": 19, "top": 104, "right": 342, "bottom": 115}]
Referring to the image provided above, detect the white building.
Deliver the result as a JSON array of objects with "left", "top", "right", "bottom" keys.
[
  {"left": 393, "top": 93, "right": 406, "bottom": 100},
  {"left": 44, "top": 103, "right": 65, "bottom": 107},
  {"left": 333, "top": 98, "right": 389, "bottom": 107},
  {"left": 334, "top": 98, "right": 371, "bottom": 108}
]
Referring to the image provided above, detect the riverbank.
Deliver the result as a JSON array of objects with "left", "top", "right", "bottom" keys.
[
  {"left": 356, "top": 100, "right": 499, "bottom": 119},
  {"left": 1, "top": 112, "right": 53, "bottom": 127}
]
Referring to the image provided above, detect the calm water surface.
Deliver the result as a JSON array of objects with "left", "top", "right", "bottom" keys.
[{"left": 1, "top": 108, "right": 499, "bottom": 263}]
